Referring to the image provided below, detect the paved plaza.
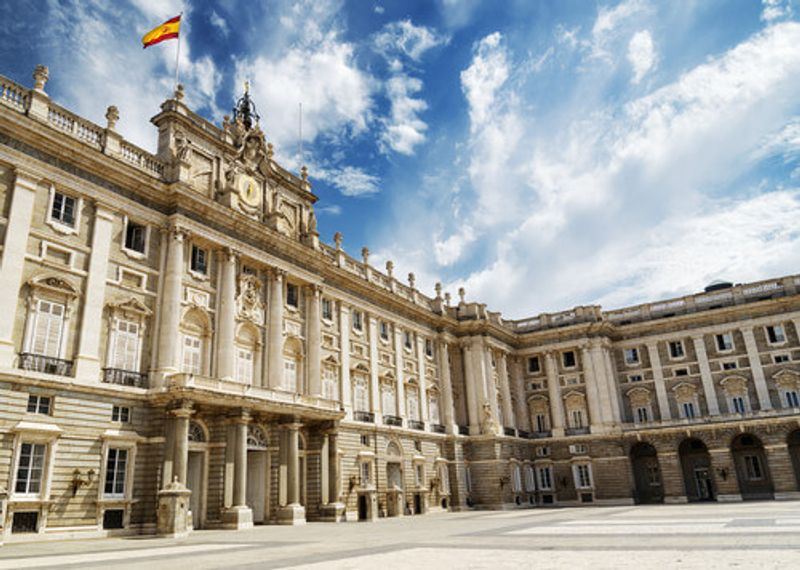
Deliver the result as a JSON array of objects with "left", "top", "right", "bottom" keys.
[{"left": 1, "top": 502, "right": 799, "bottom": 569}]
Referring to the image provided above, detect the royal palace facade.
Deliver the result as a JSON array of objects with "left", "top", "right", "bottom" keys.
[{"left": 0, "top": 65, "right": 799, "bottom": 543}]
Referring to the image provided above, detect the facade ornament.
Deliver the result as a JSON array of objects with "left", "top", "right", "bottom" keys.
[
  {"left": 444, "top": 292, "right": 451, "bottom": 306},
  {"left": 32, "top": 64, "right": 49, "bottom": 92},
  {"left": 105, "top": 106, "right": 119, "bottom": 131},
  {"left": 301, "top": 165, "right": 308, "bottom": 182},
  {"left": 480, "top": 401, "right": 497, "bottom": 435},
  {"left": 174, "top": 83, "right": 185, "bottom": 101},
  {"left": 173, "top": 130, "right": 191, "bottom": 163},
  {"left": 408, "top": 273, "right": 416, "bottom": 289},
  {"left": 222, "top": 114, "right": 230, "bottom": 132},
  {"left": 333, "top": 232, "right": 343, "bottom": 250},
  {"left": 434, "top": 282, "right": 442, "bottom": 299},
  {"left": 361, "top": 247, "right": 370, "bottom": 265},
  {"left": 236, "top": 274, "right": 265, "bottom": 324},
  {"left": 307, "top": 210, "right": 317, "bottom": 234},
  {"left": 458, "top": 287, "right": 466, "bottom": 304},
  {"left": 385, "top": 260, "right": 394, "bottom": 277}
]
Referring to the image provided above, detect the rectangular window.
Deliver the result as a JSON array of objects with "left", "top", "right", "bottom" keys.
[
  {"left": 570, "top": 409, "right": 584, "bottom": 428},
  {"left": 286, "top": 283, "right": 299, "bottom": 308},
  {"left": 236, "top": 348, "right": 253, "bottom": 385},
  {"left": 111, "top": 319, "right": 140, "bottom": 372},
  {"left": 124, "top": 221, "right": 146, "bottom": 254},
  {"left": 647, "top": 465, "right": 660, "bottom": 486},
  {"left": 574, "top": 464, "right": 592, "bottom": 489},
  {"left": 360, "top": 461, "right": 371, "bottom": 486},
  {"left": 774, "top": 354, "right": 790, "bottom": 364},
  {"left": 525, "top": 466, "right": 536, "bottom": 492},
  {"left": 27, "top": 395, "right": 51, "bottom": 415},
  {"left": 31, "top": 299, "right": 65, "bottom": 357},
  {"left": 379, "top": 321, "right": 389, "bottom": 340},
  {"left": 537, "top": 466, "right": 553, "bottom": 490},
  {"left": 51, "top": 192, "right": 76, "bottom": 227},
  {"left": 425, "top": 338, "right": 434, "bottom": 358},
  {"left": 562, "top": 351, "right": 576, "bottom": 368},
  {"left": 321, "top": 298, "right": 333, "bottom": 321},
  {"left": 624, "top": 348, "right": 640, "bottom": 365},
  {"left": 766, "top": 325, "right": 786, "bottom": 344},
  {"left": 722, "top": 361, "right": 737, "bottom": 370},
  {"left": 731, "top": 396, "right": 746, "bottom": 414},
  {"left": 527, "top": 356, "right": 541, "bottom": 374},
  {"left": 283, "top": 358, "right": 297, "bottom": 391},
  {"left": 15, "top": 442, "right": 46, "bottom": 494},
  {"left": 404, "top": 330, "right": 413, "bottom": 350},
  {"left": 785, "top": 390, "right": 799, "bottom": 408},
  {"left": 351, "top": 309, "right": 363, "bottom": 331},
  {"left": 323, "top": 367, "right": 338, "bottom": 401},
  {"left": 715, "top": 333, "right": 734, "bottom": 352},
  {"left": 675, "top": 368, "right": 689, "bottom": 377},
  {"left": 104, "top": 448, "right": 128, "bottom": 497},
  {"left": 669, "top": 341, "right": 685, "bottom": 359},
  {"left": 415, "top": 464, "right": 424, "bottom": 486},
  {"left": 190, "top": 245, "right": 207, "bottom": 274},
  {"left": 635, "top": 406, "right": 649, "bottom": 423},
  {"left": 535, "top": 413, "right": 548, "bottom": 433},
  {"left": 111, "top": 405, "right": 130, "bottom": 423},
  {"left": 744, "top": 455, "right": 763, "bottom": 480},
  {"left": 360, "top": 434, "right": 371, "bottom": 447},
  {"left": 181, "top": 335, "right": 202, "bottom": 374},
  {"left": 681, "top": 401, "right": 696, "bottom": 419},
  {"left": 536, "top": 446, "right": 550, "bottom": 457},
  {"left": 628, "top": 374, "right": 643, "bottom": 383}
]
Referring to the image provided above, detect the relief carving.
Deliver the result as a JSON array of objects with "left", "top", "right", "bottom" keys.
[{"left": 235, "top": 274, "right": 264, "bottom": 325}]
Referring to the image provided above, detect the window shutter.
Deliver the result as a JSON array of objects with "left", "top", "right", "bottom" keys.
[{"left": 33, "top": 300, "right": 65, "bottom": 357}]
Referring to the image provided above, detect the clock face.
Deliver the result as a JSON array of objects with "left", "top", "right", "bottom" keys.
[{"left": 239, "top": 176, "right": 261, "bottom": 207}]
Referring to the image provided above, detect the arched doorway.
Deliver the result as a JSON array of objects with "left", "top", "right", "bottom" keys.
[
  {"left": 186, "top": 421, "right": 208, "bottom": 529},
  {"left": 731, "top": 433, "right": 773, "bottom": 500},
  {"left": 246, "top": 425, "right": 269, "bottom": 523},
  {"left": 679, "top": 438, "right": 715, "bottom": 502},
  {"left": 385, "top": 441, "right": 403, "bottom": 517},
  {"left": 630, "top": 442, "right": 663, "bottom": 504},
  {"left": 789, "top": 430, "right": 800, "bottom": 491}
]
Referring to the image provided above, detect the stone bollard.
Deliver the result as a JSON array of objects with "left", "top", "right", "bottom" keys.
[{"left": 157, "top": 479, "right": 192, "bottom": 538}]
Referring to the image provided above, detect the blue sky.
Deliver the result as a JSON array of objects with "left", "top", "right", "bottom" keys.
[{"left": 2, "top": 0, "right": 800, "bottom": 318}]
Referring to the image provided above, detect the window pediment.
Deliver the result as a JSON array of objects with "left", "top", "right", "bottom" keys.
[
  {"left": 27, "top": 274, "right": 79, "bottom": 299},
  {"left": 108, "top": 296, "right": 151, "bottom": 318}
]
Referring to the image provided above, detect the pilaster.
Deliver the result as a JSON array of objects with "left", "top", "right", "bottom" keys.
[
  {"left": 646, "top": 342, "right": 671, "bottom": 421},
  {"left": 216, "top": 248, "right": 237, "bottom": 381},
  {"left": 154, "top": 225, "right": 186, "bottom": 386},
  {"left": 267, "top": 268, "right": 285, "bottom": 389},
  {"left": 544, "top": 351, "right": 565, "bottom": 436},
  {"left": 691, "top": 335, "right": 720, "bottom": 416},
  {"left": 740, "top": 326, "right": 773, "bottom": 411},
  {"left": 306, "top": 284, "right": 322, "bottom": 396}
]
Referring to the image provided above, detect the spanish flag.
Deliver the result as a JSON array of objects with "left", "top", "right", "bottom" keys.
[{"left": 142, "top": 15, "right": 181, "bottom": 49}]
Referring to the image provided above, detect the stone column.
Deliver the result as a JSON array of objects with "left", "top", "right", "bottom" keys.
[
  {"left": 306, "top": 284, "right": 322, "bottom": 396},
  {"left": 161, "top": 412, "right": 176, "bottom": 487},
  {"left": 172, "top": 403, "right": 192, "bottom": 485},
  {"left": 73, "top": 204, "right": 114, "bottom": 381},
  {"left": 217, "top": 248, "right": 237, "bottom": 381},
  {"left": 740, "top": 326, "right": 773, "bottom": 411},
  {"left": 497, "top": 353, "right": 514, "bottom": 430},
  {"left": 462, "top": 341, "right": 480, "bottom": 434},
  {"left": 155, "top": 226, "right": 185, "bottom": 385},
  {"left": 417, "top": 335, "right": 429, "bottom": 428},
  {"left": 580, "top": 344, "right": 606, "bottom": 431},
  {"left": 368, "top": 315, "right": 381, "bottom": 424},
  {"left": 691, "top": 335, "right": 720, "bottom": 416},
  {"left": 438, "top": 340, "right": 457, "bottom": 433},
  {"left": 646, "top": 342, "right": 672, "bottom": 421},
  {"left": 599, "top": 340, "right": 623, "bottom": 424},
  {"left": 0, "top": 172, "right": 38, "bottom": 368},
  {"left": 320, "top": 430, "right": 345, "bottom": 521},
  {"left": 222, "top": 412, "right": 253, "bottom": 529},
  {"left": 278, "top": 423, "right": 306, "bottom": 525},
  {"left": 482, "top": 345, "right": 501, "bottom": 431},
  {"left": 394, "top": 328, "right": 406, "bottom": 418},
  {"left": 339, "top": 303, "right": 352, "bottom": 418},
  {"left": 544, "top": 351, "right": 565, "bottom": 436},
  {"left": 267, "top": 268, "right": 285, "bottom": 389},
  {"left": 511, "top": 357, "right": 530, "bottom": 432}
]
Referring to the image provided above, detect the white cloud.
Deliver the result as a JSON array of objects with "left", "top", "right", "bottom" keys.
[
  {"left": 762, "top": 0, "right": 793, "bottom": 22},
  {"left": 460, "top": 32, "right": 509, "bottom": 129},
  {"left": 317, "top": 204, "right": 343, "bottom": 215},
  {"left": 209, "top": 10, "right": 229, "bottom": 36},
  {"left": 374, "top": 5, "right": 385, "bottom": 15},
  {"left": 437, "top": 0, "right": 481, "bottom": 29},
  {"left": 321, "top": 166, "right": 381, "bottom": 196},
  {"left": 434, "top": 226, "right": 476, "bottom": 266},
  {"left": 373, "top": 19, "right": 447, "bottom": 61},
  {"left": 590, "top": 0, "right": 647, "bottom": 60},
  {"left": 627, "top": 30, "right": 656, "bottom": 83}
]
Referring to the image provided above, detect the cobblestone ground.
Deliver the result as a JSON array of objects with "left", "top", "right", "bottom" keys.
[{"left": 1, "top": 501, "right": 799, "bottom": 569}]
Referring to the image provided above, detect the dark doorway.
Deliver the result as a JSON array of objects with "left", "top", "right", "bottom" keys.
[
  {"left": 731, "top": 434, "right": 774, "bottom": 500},
  {"left": 679, "top": 438, "right": 716, "bottom": 502},
  {"left": 358, "top": 495, "right": 368, "bottom": 521},
  {"left": 789, "top": 430, "right": 800, "bottom": 491},
  {"left": 414, "top": 493, "right": 422, "bottom": 514},
  {"left": 630, "top": 442, "right": 664, "bottom": 504}
]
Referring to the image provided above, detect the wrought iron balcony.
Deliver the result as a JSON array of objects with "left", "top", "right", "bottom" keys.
[
  {"left": 353, "top": 411, "right": 375, "bottom": 423},
  {"left": 457, "top": 425, "right": 469, "bottom": 435},
  {"left": 408, "top": 420, "right": 425, "bottom": 431},
  {"left": 503, "top": 427, "right": 517, "bottom": 437},
  {"left": 565, "top": 426, "right": 590, "bottom": 436},
  {"left": 383, "top": 415, "right": 403, "bottom": 427},
  {"left": 103, "top": 368, "right": 148, "bottom": 388},
  {"left": 19, "top": 353, "right": 73, "bottom": 376},
  {"left": 517, "top": 429, "right": 531, "bottom": 439},
  {"left": 531, "top": 430, "right": 552, "bottom": 439},
  {"left": 432, "top": 423, "right": 446, "bottom": 434}
]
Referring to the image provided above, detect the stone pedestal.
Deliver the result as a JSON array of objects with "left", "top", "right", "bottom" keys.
[
  {"left": 277, "top": 503, "right": 306, "bottom": 525},
  {"left": 222, "top": 505, "right": 254, "bottom": 530},
  {"left": 319, "top": 502, "right": 346, "bottom": 522},
  {"left": 157, "top": 481, "right": 192, "bottom": 538}
]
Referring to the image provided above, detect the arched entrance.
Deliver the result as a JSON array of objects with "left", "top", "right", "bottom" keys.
[
  {"left": 630, "top": 442, "right": 663, "bottom": 504},
  {"left": 246, "top": 425, "right": 269, "bottom": 523},
  {"left": 679, "top": 438, "right": 715, "bottom": 502},
  {"left": 731, "top": 433, "right": 773, "bottom": 500},
  {"left": 385, "top": 441, "right": 404, "bottom": 517},
  {"left": 789, "top": 430, "right": 800, "bottom": 491}
]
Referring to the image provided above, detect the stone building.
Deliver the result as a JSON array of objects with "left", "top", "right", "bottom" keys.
[{"left": 0, "top": 65, "right": 799, "bottom": 542}]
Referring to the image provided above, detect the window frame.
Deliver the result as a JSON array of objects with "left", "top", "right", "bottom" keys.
[
  {"left": 46, "top": 186, "right": 82, "bottom": 235},
  {"left": 321, "top": 298, "right": 333, "bottom": 322},
  {"left": 351, "top": 309, "right": 363, "bottom": 332},
  {"left": 27, "top": 395, "right": 52, "bottom": 416},
  {"left": 562, "top": 350, "right": 576, "bottom": 369},
  {"left": 765, "top": 324, "right": 786, "bottom": 345},
  {"left": 121, "top": 217, "right": 149, "bottom": 259},
  {"left": 527, "top": 356, "right": 541, "bottom": 374},
  {"left": 189, "top": 244, "right": 209, "bottom": 277},
  {"left": 573, "top": 463, "right": 593, "bottom": 490},
  {"left": 623, "top": 348, "right": 640, "bottom": 366},
  {"left": 111, "top": 405, "right": 130, "bottom": 423},
  {"left": 668, "top": 340, "right": 685, "bottom": 360},
  {"left": 715, "top": 332, "right": 734, "bottom": 353},
  {"left": 286, "top": 282, "right": 299, "bottom": 309}
]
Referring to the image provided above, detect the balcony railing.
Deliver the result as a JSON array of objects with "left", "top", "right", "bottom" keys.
[
  {"left": 384, "top": 415, "right": 403, "bottom": 427},
  {"left": 353, "top": 411, "right": 375, "bottom": 423},
  {"left": 457, "top": 425, "right": 469, "bottom": 435},
  {"left": 531, "top": 430, "right": 552, "bottom": 439},
  {"left": 503, "top": 427, "right": 517, "bottom": 437},
  {"left": 565, "top": 427, "right": 591, "bottom": 436},
  {"left": 517, "top": 429, "right": 531, "bottom": 439},
  {"left": 431, "top": 423, "right": 446, "bottom": 434},
  {"left": 103, "top": 368, "right": 148, "bottom": 388},
  {"left": 408, "top": 420, "right": 425, "bottom": 431},
  {"left": 19, "top": 353, "right": 73, "bottom": 376}
]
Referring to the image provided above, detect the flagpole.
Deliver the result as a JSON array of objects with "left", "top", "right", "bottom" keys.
[{"left": 174, "top": 11, "right": 183, "bottom": 89}]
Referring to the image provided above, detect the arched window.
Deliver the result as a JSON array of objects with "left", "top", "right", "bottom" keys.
[
  {"left": 180, "top": 307, "right": 211, "bottom": 375},
  {"left": 282, "top": 337, "right": 303, "bottom": 393},
  {"left": 406, "top": 382, "right": 420, "bottom": 421},
  {"left": 235, "top": 323, "right": 259, "bottom": 385},
  {"left": 247, "top": 425, "right": 269, "bottom": 450},
  {"left": 353, "top": 373, "right": 369, "bottom": 412},
  {"left": 381, "top": 381, "right": 396, "bottom": 416},
  {"left": 188, "top": 421, "right": 206, "bottom": 443},
  {"left": 529, "top": 396, "right": 551, "bottom": 434}
]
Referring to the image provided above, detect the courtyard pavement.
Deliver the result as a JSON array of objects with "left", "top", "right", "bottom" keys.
[{"left": 1, "top": 501, "right": 799, "bottom": 569}]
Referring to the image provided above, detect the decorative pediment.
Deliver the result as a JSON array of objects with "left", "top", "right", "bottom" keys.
[
  {"left": 236, "top": 274, "right": 264, "bottom": 325},
  {"left": 352, "top": 362, "right": 370, "bottom": 373},
  {"left": 323, "top": 354, "right": 340, "bottom": 365},
  {"left": 108, "top": 296, "right": 151, "bottom": 317},
  {"left": 672, "top": 381, "right": 697, "bottom": 400},
  {"left": 28, "top": 274, "right": 79, "bottom": 298},
  {"left": 719, "top": 375, "right": 748, "bottom": 394},
  {"left": 774, "top": 369, "right": 800, "bottom": 389},
  {"left": 527, "top": 394, "right": 549, "bottom": 404},
  {"left": 626, "top": 386, "right": 652, "bottom": 406}
]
